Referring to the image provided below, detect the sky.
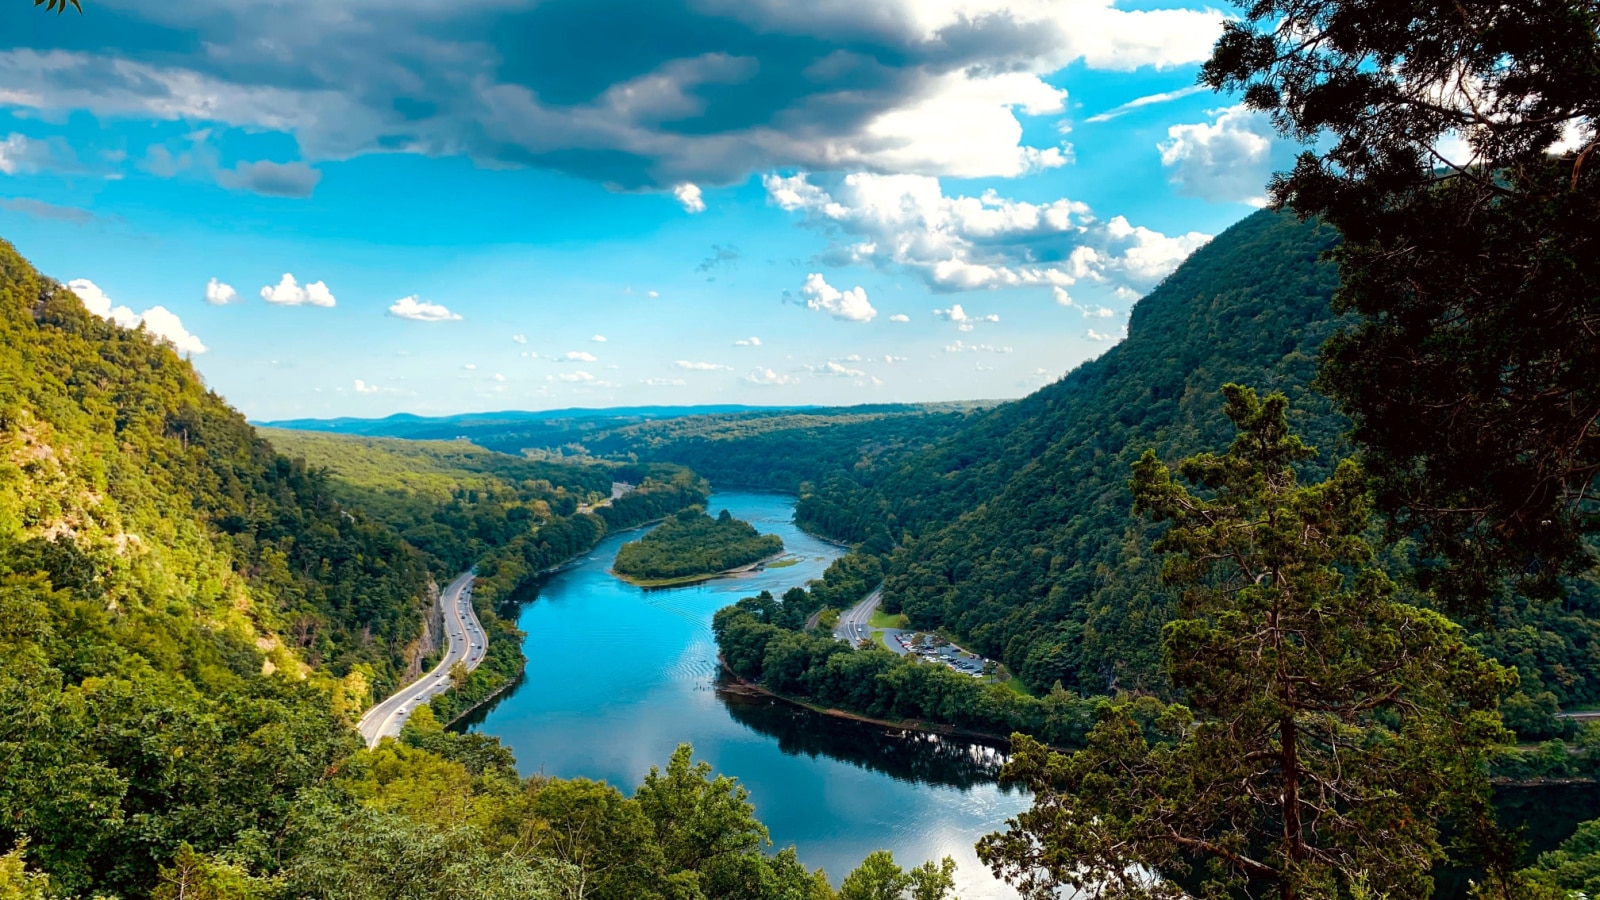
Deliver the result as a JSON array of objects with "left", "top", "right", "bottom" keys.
[{"left": 0, "top": 0, "right": 1297, "bottom": 421}]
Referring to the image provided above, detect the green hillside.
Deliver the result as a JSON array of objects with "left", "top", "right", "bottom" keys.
[{"left": 701, "top": 210, "right": 1597, "bottom": 736}]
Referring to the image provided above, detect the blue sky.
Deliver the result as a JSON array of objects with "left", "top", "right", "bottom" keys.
[{"left": 0, "top": 0, "right": 1293, "bottom": 420}]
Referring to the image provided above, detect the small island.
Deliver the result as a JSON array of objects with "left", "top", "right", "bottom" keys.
[{"left": 613, "top": 507, "right": 785, "bottom": 586}]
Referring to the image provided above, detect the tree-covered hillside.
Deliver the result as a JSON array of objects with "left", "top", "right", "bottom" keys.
[{"left": 703, "top": 210, "right": 1596, "bottom": 735}]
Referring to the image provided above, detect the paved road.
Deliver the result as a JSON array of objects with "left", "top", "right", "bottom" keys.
[
  {"left": 357, "top": 570, "right": 486, "bottom": 747},
  {"left": 1558, "top": 710, "right": 1600, "bottom": 722},
  {"left": 833, "top": 586, "right": 882, "bottom": 645}
]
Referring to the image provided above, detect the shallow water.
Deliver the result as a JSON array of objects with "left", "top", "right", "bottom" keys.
[{"left": 466, "top": 490, "right": 1030, "bottom": 897}]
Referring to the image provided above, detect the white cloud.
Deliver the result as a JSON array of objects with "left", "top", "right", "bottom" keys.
[
  {"left": 934, "top": 304, "right": 999, "bottom": 332},
  {"left": 493, "top": 373, "right": 506, "bottom": 382},
  {"left": 1087, "top": 328, "right": 1118, "bottom": 342},
  {"left": 889, "top": 313, "right": 910, "bottom": 323},
  {"left": 554, "top": 371, "right": 595, "bottom": 383},
  {"left": 642, "top": 377, "right": 687, "bottom": 386},
  {"left": 590, "top": 334, "right": 608, "bottom": 342},
  {"left": 353, "top": 379, "right": 379, "bottom": 394},
  {"left": 883, "top": 355, "right": 908, "bottom": 363},
  {"left": 673, "top": 183, "right": 706, "bottom": 213},
  {"left": 133, "top": 306, "right": 207, "bottom": 355},
  {"left": 943, "top": 340, "right": 1011, "bottom": 354},
  {"left": 743, "top": 367, "right": 799, "bottom": 386},
  {"left": 564, "top": 350, "right": 598, "bottom": 362},
  {"left": 1158, "top": 105, "right": 1279, "bottom": 206},
  {"left": 804, "top": 360, "right": 865, "bottom": 377},
  {"left": 647, "top": 290, "right": 660, "bottom": 298},
  {"left": 675, "top": 360, "right": 733, "bottom": 371},
  {"left": 733, "top": 336, "right": 761, "bottom": 346},
  {"left": 204, "top": 277, "right": 238, "bottom": 305},
  {"left": 1052, "top": 286, "right": 1074, "bottom": 307},
  {"left": 260, "top": 273, "right": 336, "bottom": 307},
  {"left": 767, "top": 171, "right": 1209, "bottom": 295},
  {"left": 388, "top": 295, "right": 462, "bottom": 322},
  {"left": 512, "top": 334, "right": 527, "bottom": 344},
  {"left": 68, "top": 278, "right": 207, "bottom": 354},
  {"left": 1105, "top": 215, "right": 1212, "bottom": 283},
  {"left": 1086, "top": 84, "right": 1210, "bottom": 123},
  {"left": 797, "top": 273, "right": 875, "bottom": 322},
  {"left": 463, "top": 363, "right": 477, "bottom": 370},
  {"left": 1082, "top": 305, "right": 1116, "bottom": 318}
]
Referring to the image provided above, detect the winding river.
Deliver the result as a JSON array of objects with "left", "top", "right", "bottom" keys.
[
  {"left": 463, "top": 489, "right": 1598, "bottom": 899},
  {"left": 463, "top": 490, "right": 1029, "bottom": 897}
]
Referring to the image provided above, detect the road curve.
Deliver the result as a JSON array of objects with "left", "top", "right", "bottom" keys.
[
  {"left": 833, "top": 585, "right": 882, "bottom": 645},
  {"left": 357, "top": 570, "right": 486, "bottom": 747}
]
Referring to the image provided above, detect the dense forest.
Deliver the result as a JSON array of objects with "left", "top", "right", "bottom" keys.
[
  {"left": 613, "top": 507, "right": 784, "bottom": 583},
  {"left": 687, "top": 210, "right": 1598, "bottom": 746},
  {"left": 0, "top": 239, "right": 948, "bottom": 899}
]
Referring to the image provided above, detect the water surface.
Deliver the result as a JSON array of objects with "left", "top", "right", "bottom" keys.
[{"left": 468, "top": 490, "right": 1029, "bottom": 897}]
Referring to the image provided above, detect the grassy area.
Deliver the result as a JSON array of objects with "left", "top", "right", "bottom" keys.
[
  {"left": 999, "top": 675, "right": 1033, "bottom": 697},
  {"left": 766, "top": 557, "right": 800, "bottom": 569},
  {"left": 869, "top": 608, "right": 909, "bottom": 629},
  {"left": 873, "top": 631, "right": 890, "bottom": 649}
]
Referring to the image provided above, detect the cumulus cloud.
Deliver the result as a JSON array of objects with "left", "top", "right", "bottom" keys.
[
  {"left": 590, "top": 334, "right": 608, "bottom": 342},
  {"left": 215, "top": 160, "right": 321, "bottom": 197},
  {"left": 642, "top": 377, "right": 687, "bottom": 386},
  {"left": 797, "top": 273, "right": 875, "bottom": 322},
  {"left": 944, "top": 340, "right": 1012, "bottom": 353},
  {"left": 934, "top": 304, "right": 999, "bottom": 332},
  {"left": 647, "top": 290, "right": 660, "bottom": 298},
  {"left": 563, "top": 350, "right": 598, "bottom": 362},
  {"left": 554, "top": 371, "right": 595, "bottom": 383},
  {"left": 353, "top": 379, "right": 379, "bottom": 394},
  {"left": 673, "top": 183, "right": 706, "bottom": 213},
  {"left": 388, "top": 295, "right": 462, "bottom": 322},
  {"left": 1158, "top": 105, "right": 1281, "bottom": 206},
  {"left": 733, "top": 336, "right": 761, "bottom": 346},
  {"left": 743, "top": 367, "right": 799, "bottom": 386},
  {"left": 512, "top": 334, "right": 527, "bottom": 344},
  {"left": 0, "top": 2, "right": 1222, "bottom": 189},
  {"left": 1086, "top": 328, "right": 1118, "bottom": 341},
  {"left": 675, "top": 360, "right": 733, "bottom": 371},
  {"left": 204, "top": 277, "right": 239, "bottom": 305},
  {"left": 889, "top": 313, "right": 910, "bottom": 322},
  {"left": 767, "top": 171, "right": 1210, "bottom": 295},
  {"left": 260, "top": 274, "right": 336, "bottom": 307},
  {"left": 68, "top": 278, "right": 207, "bottom": 354}
]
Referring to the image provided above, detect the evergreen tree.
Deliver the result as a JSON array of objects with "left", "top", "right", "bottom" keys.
[
  {"left": 1204, "top": 0, "right": 1600, "bottom": 607},
  {"left": 978, "top": 386, "right": 1513, "bottom": 899}
]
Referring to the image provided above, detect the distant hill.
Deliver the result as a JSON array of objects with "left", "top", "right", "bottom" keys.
[{"left": 258, "top": 404, "right": 809, "bottom": 445}]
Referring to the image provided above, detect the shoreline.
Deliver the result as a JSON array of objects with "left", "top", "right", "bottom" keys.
[{"left": 717, "top": 658, "right": 1027, "bottom": 751}]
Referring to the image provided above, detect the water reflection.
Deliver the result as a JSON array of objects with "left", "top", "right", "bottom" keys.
[{"left": 716, "top": 678, "right": 1023, "bottom": 792}]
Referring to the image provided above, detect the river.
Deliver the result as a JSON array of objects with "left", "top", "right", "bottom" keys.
[
  {"left": 463, "top": 489, "right": 1599, "bottom": 899},
  {"left": 464, "top": 490, "right": 1030, "bottom": 897}
]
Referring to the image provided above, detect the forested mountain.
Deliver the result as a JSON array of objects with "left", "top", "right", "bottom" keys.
[
  {"left": 699, "top": 210, "right": 1596, "bottom": 736},
  {"left": 0, "top": 240, "right": 934, "bottom": 899}
]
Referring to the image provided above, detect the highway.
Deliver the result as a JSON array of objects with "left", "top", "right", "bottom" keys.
[
  {"left": 357, "top": 570, "right": 486, "bottom": 747},
  {"left": 833, "top": 586, "right": 882, "bottom": 645}
]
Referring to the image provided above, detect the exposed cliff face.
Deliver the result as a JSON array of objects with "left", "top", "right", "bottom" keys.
[{"left": 403, "top": 577, "right": 445, "bottom": 682}]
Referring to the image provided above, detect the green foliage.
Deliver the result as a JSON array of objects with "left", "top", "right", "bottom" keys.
[
  {"left": 837, "top": 851, "right": 956, "bottom": 900},
  {"left": 978, "top": 387, "right": 1513, "bottom": 900},
  {"left": 713, "top": 595, "right": 1097, "bottom": 748},
  {"left": 614, "top": 507, "right": 784, "bottom": 582},
  {"left": 0, "top": 842, "right": 51, "bottom": 900},
  {"left": 1204, "top": 0, "right": 1600, "bottom": 607},
  {"left": 1509, "top": 819, "right": 1600, "bottom": 900}
]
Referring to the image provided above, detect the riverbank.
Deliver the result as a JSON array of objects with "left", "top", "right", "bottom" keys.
[{"left": 718, "top": 659, "right": 1034, "bottom": 751}]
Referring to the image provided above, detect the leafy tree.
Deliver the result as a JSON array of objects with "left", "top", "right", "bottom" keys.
[
  {"left": 1492, "top": 818, "right": 1600, "bottom": 899},
  {"left": 1203, "top": 0, "right": 1600, "bottom": 606},
  {"left": 978, "top": 386, "right": 1513, "bottom": 899},
  {"left": 0, "top": 842, "right": 51, "bottom": 900},
  {"left": 838, "top": 852, "right": 957, "bottom": 900}
]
